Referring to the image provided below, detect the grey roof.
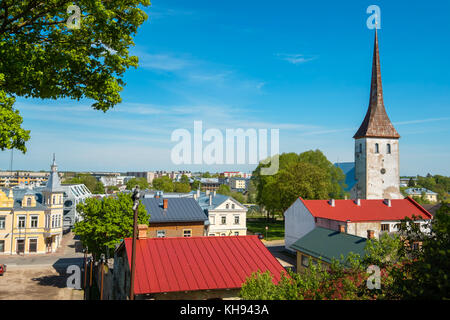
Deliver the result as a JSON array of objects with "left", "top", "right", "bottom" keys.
[
  {"left": 196, "top": 193, "right": 229, "bottom": 211},
  {"left": 0, "top": 187, "right": 47, "bottom": 211},
  {"left": 290, "top": 227, "right": 367, "bottom": 265},
  {"left": 141, "top": 198, "right": 207, "bottom": 223}
]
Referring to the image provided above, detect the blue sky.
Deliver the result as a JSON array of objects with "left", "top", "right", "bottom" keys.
[{"left": 2, "top": 0, "right": 449, "bottom": 175}]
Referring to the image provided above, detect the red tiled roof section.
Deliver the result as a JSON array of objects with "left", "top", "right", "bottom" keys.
[
  {"left": 353, "top": 29, "right": 400, "bottom": 140},
  {"left": 299, "top": 197, "right": 432, "bottom": 222},
  {"left": 124, "top": 235, "right": 286, "bottom": 295}
]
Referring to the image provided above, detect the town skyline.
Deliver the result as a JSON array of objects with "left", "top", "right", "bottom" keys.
[{"left": 1, "top": 0, "right": 449, "bottom": 175}]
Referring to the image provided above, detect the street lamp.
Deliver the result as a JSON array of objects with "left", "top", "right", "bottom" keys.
[
  {"left": 100, "top": 253, "right": 106, "bottom": 300},
  {"left": 129, "top": 186, "right": 140, "bottom": 300}
]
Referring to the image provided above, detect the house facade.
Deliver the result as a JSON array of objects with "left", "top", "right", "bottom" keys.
[
  {"left": 141, "top": 197, "right": 208, "bottom": 238},
  {"left": 0, "top": 156, "right": 64, "bottom": 255},
  {"left": 404, "top": 188, "right": 438, "bottom": 203},
  {"left": 284, "top": 197, "right": 432, "bottom": 252},
  {"left": 196, "top": 192, "right": 247, "bottom": 236}
]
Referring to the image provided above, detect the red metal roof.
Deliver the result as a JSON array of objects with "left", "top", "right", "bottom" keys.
[
  {"left": 123, "top": 235, "right": 286, "bottom": 295},
  {"left": 300, "top": 197, "right": 432, "bottom": 222}
]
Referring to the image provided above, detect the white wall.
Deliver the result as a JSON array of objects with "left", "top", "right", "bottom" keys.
[
  {"left": 208, "top": 198, "right": 247, "bottom": 236},
  {"left": 284, "top": 198, "right": 315, "bottom": 252}
]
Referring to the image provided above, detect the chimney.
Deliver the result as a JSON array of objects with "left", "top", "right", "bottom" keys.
[
  {"left": 163, "top": 199, "right": 168, "bottom": 210},
  {"left": 367, "top": 230, "right": 375, "bottom": 239},
  {"left": 339, "top": 224, "right": 346, "bottom": 233},
  {"left": 383, "top": 199, "right": 391, "bottom": 207},
  {"left": 138, "top": 224, "right": 148, "bottom": 239},
  {"left": 329, "top": 199, "right": 335, "bottom": 207},
  {"left": 354, "top": 198, "right": 361, "bottom": 206},
  {"left": 209, "top": 193, "right": 213, "bottom": 206}
]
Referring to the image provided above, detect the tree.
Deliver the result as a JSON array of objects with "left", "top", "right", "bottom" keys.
[
  {"left": 74, "top": 193, "right": 150, "bottom": 258},
  {"left": 173, "top": 182, "right": 190, "bottom": 193},
  {"left": 64, "top": 173, "right": 104, "bottom": 194},
  {"left": 407, "top": 178, "right": 415, "bottom": 187},
  {"left": 230, "top": 192, "right": 246, "bottom": 204},
  {"left": 151, "top": 176, "right": 174, "bottom": 192},
  {"left": 179, "top": 174, "right": 190, "bottom": 185},
  {"left": 388, "top": 205, "right": 450, "bottom": 299},
  {"left": 126, "top": 177, "right": 149, "bottom": 191},
  {"left": 191, "top": 180, "right": 201, "bottom": 191},
  {"left": 0, "top": 0, "right": 150, "bottom": 152},
  {"left": 217, "top": 184, "right": 231, "bottom": 196}
]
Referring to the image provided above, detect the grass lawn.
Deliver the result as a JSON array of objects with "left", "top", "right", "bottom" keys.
[{"left": 246, "top": 218, "right": 285, "bottom": 241}]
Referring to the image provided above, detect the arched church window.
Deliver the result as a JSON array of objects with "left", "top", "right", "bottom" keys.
[
  {"left": 359, "top": 144, "right": 362, "bottom": 153},
  {"left": 375, "top": 143, "right": 379, "bottom": 154},
  {"left": 387, "top": 144, "right": 391, "bottom": 154}
]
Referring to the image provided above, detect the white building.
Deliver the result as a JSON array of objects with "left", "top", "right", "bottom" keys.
[{"left": 195, "top": 191, "right": 247, "bottom": 236}]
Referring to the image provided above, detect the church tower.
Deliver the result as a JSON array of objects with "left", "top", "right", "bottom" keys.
[{"left": 352, "top": 30, "right": 402, "bottom": 200}]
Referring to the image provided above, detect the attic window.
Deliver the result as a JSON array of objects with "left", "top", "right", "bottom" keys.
[{"left": 27, "top": 198, "right": 31, "bottom": 207}]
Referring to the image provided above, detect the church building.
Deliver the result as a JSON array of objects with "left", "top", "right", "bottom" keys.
[{"left": 351, "top": 29, "right": 402, "bottom": 200}]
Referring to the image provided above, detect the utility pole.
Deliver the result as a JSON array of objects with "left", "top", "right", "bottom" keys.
[{"left": 129, "top": 186, "right": 140, "bottom": 300}]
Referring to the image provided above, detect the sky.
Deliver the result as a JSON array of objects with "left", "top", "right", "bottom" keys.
[{"left": 1, "top": 0, "right": 449, "bottom": 175}]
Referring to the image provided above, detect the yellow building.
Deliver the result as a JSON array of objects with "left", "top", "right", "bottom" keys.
[{"left": 0, "top": 156, "right": 64, "bottom": 255}]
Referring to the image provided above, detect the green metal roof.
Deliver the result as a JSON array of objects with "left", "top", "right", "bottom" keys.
[{"left": 290, "top": 227, "right": 367, "bottom": 264}]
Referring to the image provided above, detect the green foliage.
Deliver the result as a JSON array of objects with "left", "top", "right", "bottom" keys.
[
  {"left": 173, "top": 182, "right": 191, "bottom": 193},
  {"left": 252, "top": 150, "right": 346, "bottom": 219},
  {"left": 64, "top": 173, "right": 104, "bottom": 194},
  {"left": 191, "top": 180, "right": 201, "bottom": 191},
  {"left": 74, "top": 193, "right": 150, "bottom": 258},
  {"left": 407, "top": 178, "right": 415, "bottom": 187},
  {"left": 230, "top": 191, "right": 246, "bottom": 204},
  {"left": 0, "top": 0, "right": 150, "bottom": 151},
  {"left": 0, "top": 76, "right": 30, "bottom": 152},
  {"left": 151, "top": 176, "right": 174, "bottom": 192},
  {"left": 415, "top": 174, "right": 450, "bottom": 201},
  {"left": 388, "top": 207, "right": 450, "bottom": 299},
  {"left": 126, "top": 177, "right": 149, "bottom": 191},
  {"left": 217, "top": 184, "right": 231, "bottom": 195},
  {"left": 179, "top": 174, "right": 190, "bottom": 184}
]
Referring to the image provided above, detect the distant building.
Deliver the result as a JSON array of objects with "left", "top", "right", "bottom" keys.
[
  {"left": 404, "top": 188, "right": 438, "bottom": 202},
  {"left": 199, "top": 178, "right": 220, "bottom": 191},
  {"left": 221, "top": 171, "right": 252, "bottom": 178},
  {"left": 126, "top": 171, "right": 156, "bottom": 184},
  {"left": 229, "top": 177, "right": 248, "bottom": 192},
  {"left": 59, "top": 184, "right": 93, "bottom": 228},
  {"left": 0, "top": 171, "right": 56, "bottom": 188}
]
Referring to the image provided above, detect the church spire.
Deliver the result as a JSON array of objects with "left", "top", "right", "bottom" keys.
[{"left": 353, "top": 29, "right": 400, "bottom": 139}]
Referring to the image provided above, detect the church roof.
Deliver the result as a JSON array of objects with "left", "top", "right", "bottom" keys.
[{"left": 353, "top": 30, "right": 400, "bottom": 140}]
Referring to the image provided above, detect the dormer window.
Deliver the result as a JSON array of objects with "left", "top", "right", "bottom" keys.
[
  {"left": 375, "top": 143, "right": 379, "bottom": 154},
  {"left": 27, "top": 198, "right": 31, "bottom": 207}
]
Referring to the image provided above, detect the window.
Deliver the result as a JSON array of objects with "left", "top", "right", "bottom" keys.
[
  {"left": 220, "top": 233, "right": 226, "bottom": 236},
  {"left": 301, "top": 255, "right": 309, "bottom": 267},
  {"left": 0, "top": 216, "right": 5, "bottom": 230},
  {"left": 16, "top": 239, "right": 25, "bottom": 253},
  {"left": 156, "top": 230, "right": 166, "bottom": 238},
  {"left": 18, "top": 216, "right": 26, "bottom": 228},
  {"left": 0, "top": 240, "right": 4, "bottom": 253},
  {"left": 234, "top": 232, "right": 239, "bottom": 236},
  {"left": 231, "top": 204, "right": 235, "bottom": 209},
  {"left": 387, "top": 143, "right": 391, "bottom": 154},
  {"left": 221, "top": 216, "right": 226, "bottom": 225},
  {"left": 209, "top": 234, "right": 216, "bottom": 236},
  {"left": 27, "top": 198, "right": 32, "bottom": 206},
  {"left": 183, "top": 229, "right": 192, "bottom": 237},
  {"left": 381, "top": 224, "right": 390, "bottom": 232},
  {"left": 210, "top": 215, "right": 215, "bottom": 225},
  {"left": 45, "top": 215, "right": 50, "bottom": 228},
  {"left": 29, "top": 239, "right": 37, "bottom": 253},
  {"left": 226, "top": 204, "right": 229, "bottom": 209},
  {"left": 31, "top": 216, "right": 38, "bottom": 228},
  {"left": 234, "top": 215, "right": 240, "bottom": 225},
  {"left": 51, "top": 215, "right": 55, "bottom": 228},
  {"left": 359, "top": 143, "right": 362, "bottom": 153},
  {"left": 375, "top": 143, "right": 379, "bottom": 153}
]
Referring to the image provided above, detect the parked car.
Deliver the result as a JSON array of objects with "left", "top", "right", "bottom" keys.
[{"left": 0, "top": 264, "right": 6, "bottom": 276}]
